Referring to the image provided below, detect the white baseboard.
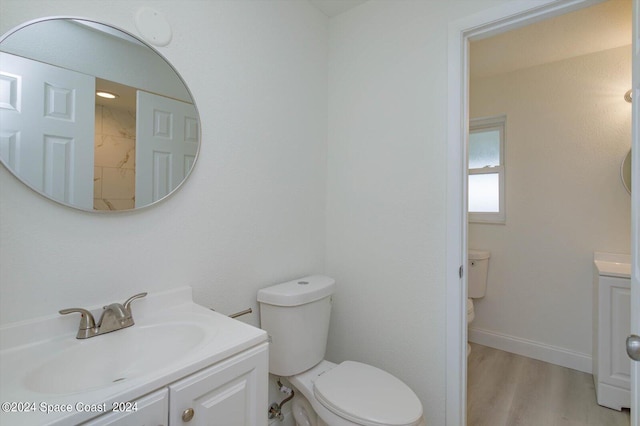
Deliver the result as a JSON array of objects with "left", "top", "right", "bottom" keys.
[{"left": 468, "top": 327, "right": 592, "bottom": 374}]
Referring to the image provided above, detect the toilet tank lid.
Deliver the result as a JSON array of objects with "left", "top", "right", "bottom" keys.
[
  {"left": 469, "top": 249, "right": 490, "bottom": 260},
  {"left": 257, "top": 275, "right": 336, "bottom": 307}
]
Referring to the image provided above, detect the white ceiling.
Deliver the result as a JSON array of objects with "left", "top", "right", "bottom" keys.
[
  {"left": 307, "top": 0, "right": 630, "bottom": 77},
  {"left": 95, "top": 78, "right": 137, "bottom": 110},
  {"left": 308, "top": 0, "right": 368, "bottom": 17},
  {"left": 470, "top": 0, "right": 631, "bottom": 79}
]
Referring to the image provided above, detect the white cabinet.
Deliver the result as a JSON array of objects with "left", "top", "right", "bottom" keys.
[
  {"left": 593, "top": 254, "right": 632, "bottom": 411},
  {"left": 169, "top": 343, "right": 268, "bottom": 425},
  {"left": 0, "top": 290, "right": 269, "bottom": 426},
  {"left": 83, "top": 343, "right": 268, "bottom": 426}
]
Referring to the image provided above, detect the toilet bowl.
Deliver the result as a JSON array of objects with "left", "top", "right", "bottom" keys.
[
  {"left": 258, "top": 276, "right": 425, "bottom": 426},
  {"left": 466, "top": 298, "right": 475, "bottom": 356},
  {"left": 467, "top": 298, "right": 475, "bottom": 323}
]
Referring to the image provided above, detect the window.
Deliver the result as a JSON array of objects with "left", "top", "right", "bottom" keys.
[{"left": 468, "top": 115, "right": 505, "bottom": 223}]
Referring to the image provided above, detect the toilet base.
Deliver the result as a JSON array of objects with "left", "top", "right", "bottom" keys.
[{"left": 292, "top": 394, "right": 317, "bottom": 426}]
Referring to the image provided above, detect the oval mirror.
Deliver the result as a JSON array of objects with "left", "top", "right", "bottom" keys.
[
  {"left": 0, "top": 18, "right": 200, "bottom": 212},
  {"left": 621, "top": 149, "right": 631, "bottom": 195}
]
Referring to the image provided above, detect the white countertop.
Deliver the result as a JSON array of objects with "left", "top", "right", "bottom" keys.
[
  {"left": 593, "top": 252, "right": 631, "bottom": 279},
  {"left": 0, "top": 287, "right": 267, "bottom": 426}
]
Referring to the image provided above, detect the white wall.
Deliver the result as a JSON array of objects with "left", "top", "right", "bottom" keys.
[
  {"left": 0, "top": 1, "right": 549, "bottom": 425},
  {"left": 469, "top": 45, "right": 632, "bottom": 369},
  {"left": 0, "top": 0, "right": 328, "bottom": 326},
  {"left": 2, "top": 19, "right": 192, "bottom": 103},
  {"left": 325, "top": 1, "right": 509, "bottom": 424}
]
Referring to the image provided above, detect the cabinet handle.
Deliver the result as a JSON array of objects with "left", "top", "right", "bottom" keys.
[{"left": 182, "top": 408, "right": 195, "bottom": 422}]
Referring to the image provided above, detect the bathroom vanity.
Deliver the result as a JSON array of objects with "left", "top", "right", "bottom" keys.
[
  {"left": 592, "top": 252, "right": 632, "bottom": 411},
  {"left": 0, "top": 287, "right": 268, "bottom": 425}
]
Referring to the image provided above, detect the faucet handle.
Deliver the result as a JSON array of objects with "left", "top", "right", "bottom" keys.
[
  {"left": 123, "top": 292, "right": 147, "bottom": 313},
  {"left": 59, "top": 308, "right": 96, "bottom": 338}
]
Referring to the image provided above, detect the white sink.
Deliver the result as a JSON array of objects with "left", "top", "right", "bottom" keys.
[
  {"left": 24, "top": 321, "right": 209, "bottom": 394},
  {"left": 594, "top": 252, "right": 631, "bottom": 278},
  {"left": 0, "top": 287, "right": 267, "bottom": 426}
]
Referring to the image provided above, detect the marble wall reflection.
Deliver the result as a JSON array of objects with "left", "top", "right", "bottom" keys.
[{"left": 94, "top": 105, "right": 136, "bottom": 210}]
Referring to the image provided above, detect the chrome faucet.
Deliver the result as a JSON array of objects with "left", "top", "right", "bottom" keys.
[{"left": 59, "top": 292, "right": 147, "bottom": 339}]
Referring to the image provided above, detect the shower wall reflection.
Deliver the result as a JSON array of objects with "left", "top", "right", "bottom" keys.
[{"left": 94, "top": 104, "right": 136, "bottom": 210}]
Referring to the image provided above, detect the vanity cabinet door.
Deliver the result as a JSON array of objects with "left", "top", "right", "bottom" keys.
[
  {"left": 81, "top": 388, "right": 168, "bottom": 426},
  {"left": 595, "top": 275, "right": 631, "bottom": 410},
  {"left": 169, "top": 343, "right": 268, "bottom": 426}
]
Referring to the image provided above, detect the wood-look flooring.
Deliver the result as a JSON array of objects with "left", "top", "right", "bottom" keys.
[{"left": 467, "top": 343, "right": 631, "bottom": 426}]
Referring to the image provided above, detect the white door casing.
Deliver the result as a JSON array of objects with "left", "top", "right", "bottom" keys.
[
  {"left": 0, "top": 52, "right": 95, "bottom": 209},
  {"left": 445, "top": 1, "right": 630, "bottom": 425},
  {"left": 630, "top": 1, "right": 640, "bottom": 424},
  {"left": 135, "top": 90, "right": 198, "bottom": 207}
]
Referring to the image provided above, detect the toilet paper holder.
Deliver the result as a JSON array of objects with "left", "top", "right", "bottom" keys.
[
  {"left": 210, "top": 307, "right": 253, "bottom": 319},
  {"left": 229, "top": 308, "right": 252, "bottom": 318}
]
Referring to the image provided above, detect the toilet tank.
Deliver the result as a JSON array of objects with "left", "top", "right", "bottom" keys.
[
  {"left": 468, "top": 250, "right": 490, "bottom": 298},
  {"left": 257, "top": 275, "right": 336, "bottom": 377}
]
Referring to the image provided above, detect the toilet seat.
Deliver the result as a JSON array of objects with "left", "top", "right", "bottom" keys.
[
  {"left": 467, "top": 298, "right": 475, "bottom": 323},
  {"left": 313, "top": 361, "right": 423, "bottom": 426}
]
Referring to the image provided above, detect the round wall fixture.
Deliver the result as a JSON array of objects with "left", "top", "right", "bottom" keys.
[{"left": 135, "top": 7, "right": 172, "bottom": 47}]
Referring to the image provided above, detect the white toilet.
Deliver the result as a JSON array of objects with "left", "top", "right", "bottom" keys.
[
  {"left": 258, "top": 275, "right": 425, "bottom": 426},
  {"left": 467, "top": 250, "right": 490, "bottom": 356}
]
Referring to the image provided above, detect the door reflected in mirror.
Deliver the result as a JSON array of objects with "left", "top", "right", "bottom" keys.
[{"left": 0, "top": 18, "right": 200, "bottom": 212}]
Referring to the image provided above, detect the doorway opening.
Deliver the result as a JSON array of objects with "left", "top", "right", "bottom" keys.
[{"left": 446, "top": 0, "right": 637, "bottom": 425}]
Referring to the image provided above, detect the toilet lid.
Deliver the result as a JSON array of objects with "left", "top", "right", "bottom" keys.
[{"left": 313, "top": 361, "right": 423, "bottom": 426}]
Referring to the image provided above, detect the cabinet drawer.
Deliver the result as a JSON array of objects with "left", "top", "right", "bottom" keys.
[{"left": 81, "top": 388, "right": 168, "bottom": 426}]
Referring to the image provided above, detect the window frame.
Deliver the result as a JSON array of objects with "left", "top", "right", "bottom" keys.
[{"left": 468, "top": 115, "right": 506, "bottom": 224}]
